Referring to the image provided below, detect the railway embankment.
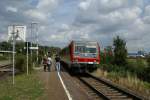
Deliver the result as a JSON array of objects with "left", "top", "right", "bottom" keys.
[{"left": 92, "top": 68, "right": 150, "bottom": 99}]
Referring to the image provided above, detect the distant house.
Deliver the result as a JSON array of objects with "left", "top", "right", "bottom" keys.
[{"left": 128, "top": 53, "right": 145, "bottom": 58}]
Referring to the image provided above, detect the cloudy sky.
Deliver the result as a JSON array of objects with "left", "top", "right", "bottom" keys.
[{"left": 0, "top": 0, "right": 150, "bottom": 52}]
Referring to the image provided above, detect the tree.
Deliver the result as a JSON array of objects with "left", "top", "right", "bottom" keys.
[
  {"left": 113, "top": 36, "right": 127, "bottom": 65},
  {"left": 0, "top": 41, "right": 12, "bottom": 51},
  {"left": 105, "top": 46, "right": 113, "bottom": 64}
]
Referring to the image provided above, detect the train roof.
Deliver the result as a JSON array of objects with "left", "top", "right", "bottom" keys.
[{"left": 72, "top": 40, "right": 98, "bottom": 44}]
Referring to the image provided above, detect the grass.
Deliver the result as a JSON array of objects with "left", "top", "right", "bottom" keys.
[
  {"left": 127, "top": 58, "right": 148, "bottom": 67},
  {"left": 0, "top": 72, "right": 45, "bottom": 100}
]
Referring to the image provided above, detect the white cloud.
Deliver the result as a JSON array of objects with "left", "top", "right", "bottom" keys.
[
  {"left": 71, "top": 0, "right": 150, "bottom": 52},
  {"left": 61, "top": 24, "right": 69, "bottom": 30},
  {"left": 37, "top": 0, "right": 58, "bottom": 11},
  {"left": 6, "top": 6, "right": 18, "bottom": 12},
  {"left": 79, "top": 0, "right": 91, "bottom": 10},
  {"left": 79, "top": 0, "right": 129, "bottom": 13},
  {"left": 49, "top": 32, "right": 70, "bottom": 41},
  {"left": 1, "top": 0, "right": 150, "bottom": 51},
  {"left": 143, "top": 16, "right": 150, "bottom": 24},
  {"left": 144, "top": 5, "right": 150, "bottom": 16},
  {"left": 24, "top": 0, "right": 59, "bottom": 21},
  {"left": 24, "top": 9, "right": 46, "bottom": 21}
]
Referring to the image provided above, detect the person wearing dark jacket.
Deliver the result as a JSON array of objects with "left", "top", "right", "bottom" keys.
[{"left": 55, "top": 55, "right": 61, "bottom": 71}]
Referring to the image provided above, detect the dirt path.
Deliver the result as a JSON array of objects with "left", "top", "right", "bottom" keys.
[{"left": 38, "top": 63, "right": 68, "bottom": 100}]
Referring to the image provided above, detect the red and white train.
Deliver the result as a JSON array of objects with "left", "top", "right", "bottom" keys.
[{"left": 61, "top": 40, "right": 100, "bottom": 73}]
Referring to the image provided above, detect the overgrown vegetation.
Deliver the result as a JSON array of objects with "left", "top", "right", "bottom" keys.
[
  {"left": 98, "top": 36, "right": 150, "bottom": 82},
  {"left": 147, "top": 56, "right": 150, "bottom": 66}
]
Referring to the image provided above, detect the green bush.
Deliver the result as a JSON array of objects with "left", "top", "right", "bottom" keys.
[
  {"left": 101, "top": 64, "right": 130, "bottom": 78},
  {"left": 15, "top": 54, "right": 33, "bottom": 73},
  {"left": 142, "top": 68, "right": 150, "bottom": 82},
  {"left": 143, "top": 57, "right": 150, "bottom": 82},
  {"left": 136, "top": 58, "right": 146, "bottom": 68},
  {"left": 0, "top": 56, "right": 7, "bottom": 61},
  {"left": 147, "top": 56, "right": 150, "bottom": 67},
  {"left": 127, "top": 59, "right": 145, "bottom": 74}
]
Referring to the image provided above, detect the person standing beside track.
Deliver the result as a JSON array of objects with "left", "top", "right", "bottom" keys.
[
  {"left": 43, "top": 55, "right": 48, "bottom": 72},
  {"left": 55, "top": 54, "right": 61, "bottom": 72},
  {"left": 47, "top": 56, "right": 52, "bottom": 72}
]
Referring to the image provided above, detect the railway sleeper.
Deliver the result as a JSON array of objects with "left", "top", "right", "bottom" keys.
[
  {"left": 93, "top": 84, "right": 119, "bottom": 90},
  {"left": 95, "top": 86, "right": 116, "bottom": 91},
  {"left": 111, "top": 99, "right": 133, "bottom": 100},
  {"left": 105, "top": 93, "right": 124, "bottom": 96},
  {"left": 97, "top": 88, "right": 120, "bottom": 93},
  {"left": 108, "top": 95, "right": 129, "bottom": 99},
  {"left": 94, "top": 84, "right": 107, "bottom": 87},
  {"left": 102, "top": 91, "right": 123, "bottom": 95},
  {"left": 96, "top": 89, "right": 127, "bottom": 96},
  {"left": 99, "top": 91, "right": 125, "bottom": 96}
]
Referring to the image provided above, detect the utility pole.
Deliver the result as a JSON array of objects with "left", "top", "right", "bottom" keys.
[{"left": 12, "top": 25, "right": 16, "bottom": 85}]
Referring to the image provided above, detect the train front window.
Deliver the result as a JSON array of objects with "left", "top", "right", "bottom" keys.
[
  {"left": 75, "top": 46, "right": 96, "bottom": 53},
  {"left": 86, "top": 48, "right": 96, "bottom": 53},
  {"left": 75, "top": 46, "right": 86, "bottom": 53}
]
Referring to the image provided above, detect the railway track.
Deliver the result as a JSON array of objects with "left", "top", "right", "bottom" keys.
[
  {"left": 78, "top": 73, "right": 146, "bottom": 100},
  {"left": 0, "top": 64, "right": 12, "bottom": 79},
  {"left": 0, "top": 64, "right": 12, "bottom": 72}
]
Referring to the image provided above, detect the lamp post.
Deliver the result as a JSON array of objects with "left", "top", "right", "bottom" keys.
[{"left": 27, "top": 42, "right": 29, "bottom": 75}]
